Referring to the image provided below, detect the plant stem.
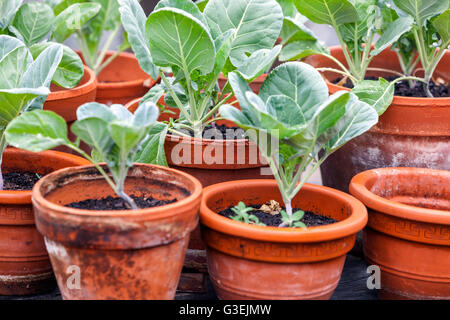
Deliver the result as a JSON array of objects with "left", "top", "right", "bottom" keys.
[
  {"left": 316, "top": 67, "right": 358, "bottom": 83},
  {"left": 160, "top": 71, "right": 192, "bottom": 123},
  {"left": 94, "top": 27, "right": 121, "bottom": 74},
  {"left": 95, "top": 46, "right": 128, "bottom": 76},
  {"left": 0, "top": 135, "right": 8, "bottom": 190}
]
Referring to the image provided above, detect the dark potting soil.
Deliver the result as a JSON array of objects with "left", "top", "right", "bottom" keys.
[
  {"left": 65, "top": 195, "right": 177, "bottom": 211},
  {"left": 3, "top": 171, "right": 41, "bottom": 191},
  {"left": 335, "top": 76, "right": 450, "bottom": 98},
  {"left": 188, "top": 124, "right": 246, "bottom": 140},
  {"left": 218, "top": 204, "right": 338, "bottom": 228}
]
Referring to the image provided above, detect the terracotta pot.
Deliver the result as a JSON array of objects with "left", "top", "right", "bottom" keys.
[
  {"left": 32, "top": 163, "right": 202, "bottom": 300},
  {"left": 305, "top": 46, "right": 450, "bottom": 193},
  {"left": 0, "top": 148, "right": 89, "bottom": 295},
  {"left": 94, "top": 51, "right": 158, "bottom": 105},
  {"left": 218, "top": 73, "right": 267, "bottom": 93},
  {"left": 44, "top": 65, "right": 97, "bottom": 123},
  {"left": 200, "top": 179, "right": 367, "bottom": 299},
  {"left": 350, "top": 167, "right": 450, "bottom": 300}
]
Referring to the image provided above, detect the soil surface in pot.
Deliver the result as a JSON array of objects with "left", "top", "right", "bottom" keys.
[
  {"left": 335, "top": 76, "right": 450, "bottom": 97},
  {"left": 3, "top": 171, "right": 41, "bottom": 190},
  {"left": 218, "top": 203, "right": 337, "bottom": 227},
  {"left": 186, "top": 124, "right": 246, "bottom": 140},
  {"left": 66, "top": 195, "right": 177, "bottom": 211}
]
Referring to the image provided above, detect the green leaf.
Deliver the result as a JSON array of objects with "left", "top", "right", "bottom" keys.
[
  {"left": 12, "top": 2, "right": 54, "bottom": 46},
  {"left": 30, "top": 43, "right": 83, "bottom": 88},
  {"left": 146, "top": 7, "right": 215, "bottom": 76},
  {"left": 281, "top": 16, "right": 317, "bottom": 45},
  {"left": 132, "top": 102, "right": 159, "bottom": 128},
  {"left": 155, "top": 0, "right": 208, "bottom": 26},
  {"left": 294, "top": 0, "right": 358, "bottom": 25},
  {"left": 118, "top": 0, "right": 159, "bottom": 79},
  {"left": 279, "top": 40, "right": 329, "bottom": 61},
  {"left": 5, "top": 109, "right": 69, "bottom": 152},
  {"left": 108, "top": 121, "right": 147, "bottom": 155},
  {"left": 433, "top": 9, "right": 450, "bottom": 44},
  {"left": 393, "top": 0, "right": 448, "bottom": 26},
  {"left": 323, "top": 93, "right": 378, "bottom": 152},
  {"left": 236, "top": 45, "right": 282, "bottom": 81},
  {"left": 204, "top": 0, "right": 283, "bottom": 66},
  {"left": 76, "top": 102, "right": 117, "bottom": 121},
  {"left": 53, "top": 3, "right": 101, "bottom": 42},
  {"left": 0, "top": 35, "right": 26, "bottom": 60},
  {"left": 140, "top": 84, "right": 165, "bottom": 105},
  {"left": 110, "top": 104, "right": 134, "bottom": 121},
  {"left": 351, "top": 78, "right": 394, "bottom": 115},
  {"left": 259, "top": 62, "right": 329, "bottom": 120},
  {"left": 339, "top": 0, "right": 376, "bottom": 43},
  {"left": 196, "top": 0, "right": 209, "bottom": 12},
  {"left": 0, "top": 45, "right": 29, "bottom": 89},
  {"left": 0, "top": 0, "right": 23, "bottom": 29},
  {"left": 71, "top": 117, "right": 115, "bottom": 159},
  {"left": 372, "top": 16, "right": 414, "bottom": 56},
  {"left": 135, "top": 122, "right": 168, "bottom": 166}
]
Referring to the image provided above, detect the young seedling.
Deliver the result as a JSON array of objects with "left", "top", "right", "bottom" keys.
[
  {"left": 0, "top": 0, "right": 97, "bottom": 88},
  {"left": 220, "top": 62, "right": 384, "bottom": 228},
  {"left": 5, "top": 102, "right": 159, "bottom": 210},
  {"left": 118, "top": 0, "right": 283, "bottom": 150},
  {"left": 0, "top": 35, "right": 63, "bottom": 189},
  {"left": 230, "top": 202, "right": 266, "bottom": 226},
  {"left": 390, "top": 0, "right": 449, "bottom": 97},
  {"left": 280, "top": 210, "right": 306, "bottom": 228}
]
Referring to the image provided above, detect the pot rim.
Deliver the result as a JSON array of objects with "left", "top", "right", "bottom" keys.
[
  {"left": 349, "top": 167, "right": 450, "bottom": 225},
  {"left": 32, "top": 163, "right": 203, "bottom": 220},
  {"left": 0, "top": 149, "right": 90, "bottom": 204},
  {"left": 96, "top": 51, "right": 157, "bottom": 90},
  {"left": 200, "top": 179, "right": 368, "bottom": 243},
  {"left": 46, "top": 65, "right": 97, "bottom": 101},
  {"left": 321, "top": 45, "right": 450, "bottom": 105}
]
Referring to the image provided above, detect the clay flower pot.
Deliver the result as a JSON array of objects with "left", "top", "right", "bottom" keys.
[
  {"left": 32, "top": 164, "right": 202, "bottom": 300},
  {"left": 305, "top": 46, "right": 450, "bottom": 193},
  {"left": 89, "top": 51, "right": 158, "bottom": 105},
  {"left": 44, "top": 65, "right": 97, "bottom": 123},
  {"left": 350, "top": 167, "right": 450, "bottom": 300},
  {"left": 0, "top": 148, "right": 89, "bottom": 295},
  {"left": 200, "top": 179, "right": 368, "bottom": 300}
]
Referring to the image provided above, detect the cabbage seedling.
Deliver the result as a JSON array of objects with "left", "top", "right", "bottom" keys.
[
  {"left": 5, "top": 102, "right": 159, "bottom": 210},
  {"left": 220, "top": 62, "right": 381, "bottom": 227}
]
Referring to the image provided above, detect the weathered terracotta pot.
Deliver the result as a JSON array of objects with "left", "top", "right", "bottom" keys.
[
  {"left": 95, "top": 51, "right": 158, "bottom": 105},
  {"left": 32, "top": 164, "right": 202, "bottom": 300},
  {"left": 0, "top": 148, "right": 89, "bottom": 295},
  {"left": 200, "top": 179, "right": 367, "bottom": 300},
  {"left": 306, "top": 46, "right": 450, "bottom": 193},
  {"left": 350, "top": 167, "right": 450, "bottom": 300},
  {"left": 218, "top": 73, "right": 267, "bottom": 93},
  {"left": 44, "top": 65, "right": 97, "bottom": 123}
]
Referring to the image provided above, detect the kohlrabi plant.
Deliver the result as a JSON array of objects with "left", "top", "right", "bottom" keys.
[
  {"left": 285, "top": 0, "right": 420, "bottom": 86},
  {"left": 389, "top": 0, "right": 449, "bottom": 97},
  {"left": 5, "top": 101, "right": 159, "bottom": 210},
  {"left": 0, "top": 0, "right": 98, "bottom": 88},
  {"left": 119, "top": 0, "right": 283, "bottom": 141},
  {"left": 220, "top": 62, "right": 381, "bottom": 228},
  {"left": 51, "top": 0, "right": 132, "bottom": 76},
  {"left": 0, "top": 35, "right": 63, "bottom": 189}
]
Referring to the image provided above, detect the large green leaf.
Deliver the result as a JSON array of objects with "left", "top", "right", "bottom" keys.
[
  {"left": 30, "top": 43, "right": 83, "bottom": 88},
  {"left": 118, "top": 0, "right": 159, "bottom": 79},
  {"left": 372, "top": 16, "right": 414, "bottom": 56},
  {"left": 294, "top": 0, "right": 358, "bottom": 25},
  {"left": 280, "top": 17, "right": 317, "bottom": 45},
  {"left": 204, "top": 0, "right": 283, "bottom": 66},
  {"left": 259, "top": 62, "right": 329, "bottom": 121},
  {"left": 339, "top": 0, "right": 376, "bottom": 43},
  {"left": 71, "top": 117, "right": 115, "bottom": 159},
  {"left": 135, "top": 122, "right": 168, "bottom": 166},
  {"left": 322, "top": 93, "right": 378, "bottom": 152},
  {"left": 5, "top": 109, "right": 68, "bottom": 152},
  {"left": 433, "top": 9, "right": 450, "bottom": 45},
  {"left": 279, "top": 40, "right": 329, "bottom": 61},
  {"left": 236, "top": 45, "right": 282, "bottom": 81},
  {"left": 0, "top": 46, "right": 29, "bottom": 89},
  {"left": 53, "top": 3, "right": 101, "bottom": 42},
  {"left": 351, "top": 78, "right": 394, "bottom": 115},
  {"left": 12, "top": 2, "right": 55, "bottom": 46},
  {"left": 155, "top": 0, "right": 208, "bottom": 26},
  {"left": 132, "top": 102, "right": 159, "bottom": 128},
  {"left": 393, "top": 0, "right": 448, "bottom": 26},
  {"left": 108, "top": 121, "right": 147, "bottom": 155},
  {"left": 0, "top": 35, "right": 26, "bottom": 60},
  {"left": 146, "top": 7, "right": 215, "bottom": 76},
  {"left": 76, "top": 102, "right": 117, "bottom": 121},
  {"left": 0, "top": 0, "right": 23, "bottom": 29}
]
